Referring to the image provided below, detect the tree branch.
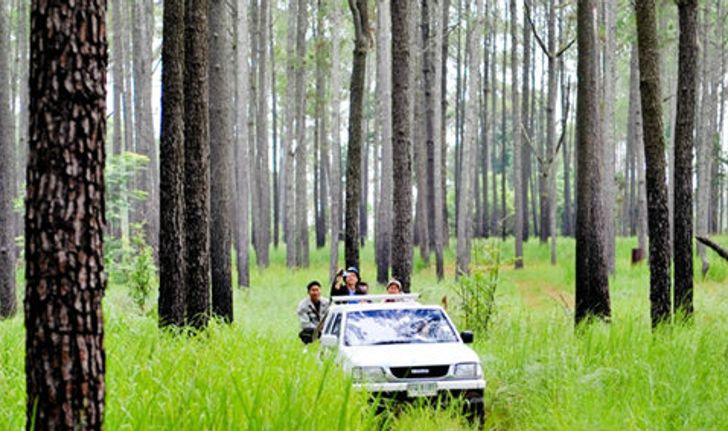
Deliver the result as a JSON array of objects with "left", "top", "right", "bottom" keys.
[
  {"left": 696, "top": 236, "right": 728, "bottom": 263},
  {"left": 554, "top": 37, "right": 576, "bottom": 58},
  {"left": 524, "top": 0, "right": 550, "bottom": 58},
  {"left": 520, "top": 122, "right": 545, "bottom": 166}
]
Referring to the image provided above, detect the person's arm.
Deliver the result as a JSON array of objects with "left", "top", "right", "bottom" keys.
[
  {"left": 297, "top": 300, "right": 314, "bottom": 329},
  {"left": 330, "top": 272, "right": 344, "bottom": 296}
]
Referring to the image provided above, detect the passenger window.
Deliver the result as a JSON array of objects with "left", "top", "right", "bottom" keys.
[
  {"left": 323, "top": 315, "right": 334, "bottom": 334},
  {"left": 331, "top": 314, "right": 342, "bottom": 337}
]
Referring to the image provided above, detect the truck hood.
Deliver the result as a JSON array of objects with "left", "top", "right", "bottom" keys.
[{"left": 341, "top": 342, "right": 481, "bottom": 368}]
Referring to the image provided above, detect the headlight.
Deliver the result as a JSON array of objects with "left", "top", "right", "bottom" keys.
[
  {"left": 352, "top": 366, "right": 387, "bottom": 383},
  {"left": 453, "top": 362, "right": 482, "bottom": 379}
]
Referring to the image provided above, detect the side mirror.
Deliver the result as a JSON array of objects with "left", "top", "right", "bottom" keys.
[
  {"left": 460, "top": 331, "right": 474, "bottom": 344},
  {"left": 320, "top": 334, "right": 338, "bottom": 348}
]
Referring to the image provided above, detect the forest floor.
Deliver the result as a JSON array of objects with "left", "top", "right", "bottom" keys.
[{"left": 3, "top": 236, "right": 728, "bottom": 430}]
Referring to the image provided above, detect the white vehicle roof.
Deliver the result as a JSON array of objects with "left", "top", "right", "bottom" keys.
[{"left": 327, "top": 293, "right": 441, "bottom": 313}]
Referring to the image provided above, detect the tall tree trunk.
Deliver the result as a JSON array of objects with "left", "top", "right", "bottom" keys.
[
  {"left": 361, "top": 52, "right": 374, "bottom": 248},
  {"left": 132, "top": 0, "right": 156, "bottom": 249},
  {"left": 695, "top": 4, "right": 712, "bottom": 275},
  {"left": 490, "top": 1, "right": 499, "bottom": 236},
  {"left": 521, "top": 0, "right": 531, "bottom": 243},
  {"left": 391, "top": 0, "right": 413, "bottom": 291},
  {"left": 0, "top": 4, "right": 16, "bottom": 319},
  {"left": 415, "top": 1, "right": 430, "bottom": 263},
  {"left": 673, "top": 0, "right": 697, "bottom": 318},
  {"left": 110, "top": 0, "right": 124, "bottom": 240},
  {"left": 575, "top": 0, "right": 611, "bottom": 324},
  {"left": 635, "top": 0, "right": 672, "bottom": 327},
  {"left": 440, "top": 0, "right": 451, "bottom": 246},
  {"left": 255, "top": 0, "right": 271, "bottom": 267},
  {"left": 511, "top": 0, "right": 523, "bottom": 268},
  {"left": 500, "top": 4, "right": 508, "bottom": 240},
  {"left": 329, "top": 0, "right": 343, "bottom": 281},
  {"left": 284, "top": 0, "right": 298, "bottom": 267},
  {"left": 545, "top": 0, "right": 558, "bottom": 264},
  {"left": 345, "top": 0, "right": 369, "bottom": 269},
  {"left": 559, "top": 9, "right": 572, "bottom": 238},
  {"left": 119, "top": 0, "right": 132, "bottom": 244},
  {"left": 628, "top": 44, "right": 649, "bottom": 252},
  {"left": 432, "top": 0, "right": 445, "bottom": 279},
  {"left": 184, "top": 0, "right": 211, "bottom": 329},
  {"left": 457, "top": 0, "right": 482, "bottom": 276},
  {"left": 314, "top": 0, "right": 328, "bottom": 249},
  {"left": 209, "top": 0, "right": 234, "bottom": 321},
  {"left": 454, "top": 0, "right": 463, "bottom": 227},
  {"left": 15, "top": 0, "right": 29, "bottom": 213},
  {"left": 159, "top": 0, "right": 187, "bottom": 326},
  {"left": 375, "top": 0, "right": 393, "bottom": 284},
  {"left": 271, "top": 3, "right": 280, "bottom": 250},
  {"left": 234, "top": 0, "right": 251, "bottom": 288},
  {"left": 480, "top": 13, "right": 490, "bottom": 240},
  {"left": 248, "top": 0, "right": 259, "bottom": 251},
  {"left": 25, "top": 1, "right": 107, "bottom": 427},
  {"left": 602, "top": 0, "right": 616, "bottom": 273},
  {"left": 294, "top": 0, "right": 309, "bottom": 267}
]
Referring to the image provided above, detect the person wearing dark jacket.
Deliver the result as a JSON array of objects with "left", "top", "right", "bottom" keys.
[{"left": 330, "top": 266, "right": 367, "bottom": 296}]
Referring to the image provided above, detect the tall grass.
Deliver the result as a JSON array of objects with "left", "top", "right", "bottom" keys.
[{"left": 2, "top": 237, "right": 728, "bottom": 429}]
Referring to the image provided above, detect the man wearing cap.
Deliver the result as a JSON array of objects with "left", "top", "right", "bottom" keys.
[
  {"left": 330, "top": 266, "right": 367, "bottom": 296},
  {"left": 297, "top": 281, "right": 330, "bottom": 344}
]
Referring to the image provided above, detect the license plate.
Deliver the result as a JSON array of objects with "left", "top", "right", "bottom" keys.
[{"left": 406, "top": 382, "right": 438, "bottom": 397}]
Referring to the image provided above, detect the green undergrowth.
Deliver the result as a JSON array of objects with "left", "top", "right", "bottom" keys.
[{"left": 2, "top": 237, "right": 728, "bottom": 429}]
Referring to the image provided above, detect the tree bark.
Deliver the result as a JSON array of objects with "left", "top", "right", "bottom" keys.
[
  {"left": 575, "top": 0, "right": 611, "bottom": 324},
  {"left": 456, "top": 0, "right": 482, "bottom": 276},
  {"left": 294, "top": 0, "right": 309, "bottom": 267},
  {"left": 440, "top": 0, "right": 450, "bottom": 246},
  {"left": 329, "top": 0, "right": 343, "bottom": 282},
  {"left": 184, "top": 0, "right": 211, "bottom": 329},
  {"left": 255, "top": 0, "right": 271, "bottom": 267},
  {"left": 480, "top": 10, "right": 490, "bottom": 240},
  {"left": 0, "top": 3, "right": 16, "bottom": 319},
  {"left": 159, "top": 0, "right": 187, "bottom": 326},
  {"left": 15, "top": 0, "right": 29, "bottom": 216},
  {"left": 391, "top": 0, "right": 413, "bottom": 291},
  {"left": 345, "top": 0, "right": 369, "bottom": 270},
  {"left": 25, "top": 1, "right": 107, "bottom": 427},
  {"left": 635, "top": 0, "right": 672, "bottom": 327},
  {"left": 490, "top": 1, "right": 499, "bottom": 237},
  {"left": 431, "top": 0, "right": 445, "bottom": 280},
  {"left": 511, "top": 0, "right": 523, "bottom": 268},
  {"left": 521, "top": 0, "right": 532, "bottom": 243},
  {"left": 209, "top": 0, "right": 234, "bottom": 321},
  {"left": 375, "top": 0, "right": 393, "bottom": 284},
  {"left": 673, "top": 0, "right": 698, "bottom": 317},
  {"left": 695, "top": 4, "right": 712, "bottom": 275},
  {"left": 284, "top": 0, "right": 298, "bottom": 267},
  {"left": 601, "top": 0, "right": 616, "bottom": 273},
  {"left": 234, "top": 0, "right": 251, "bottom": 288},
  {"left": 132, "top": 0, "right": 158, "bottom": 253},
  {"left": 314, "top": 0, "right": 328, "bottom": 249}
]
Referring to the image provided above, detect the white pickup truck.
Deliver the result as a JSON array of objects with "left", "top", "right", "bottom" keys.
[{"left": 319, "top": 294, "right": 485, "bottom": 419}]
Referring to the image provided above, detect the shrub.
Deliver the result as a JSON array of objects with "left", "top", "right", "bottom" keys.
[{"left": 454, "top": 240, "right": 504, "bottom": 334}]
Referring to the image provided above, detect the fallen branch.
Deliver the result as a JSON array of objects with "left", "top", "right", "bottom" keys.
[{"left": 696, "top": 236, "right": 728, "bottom": 262}]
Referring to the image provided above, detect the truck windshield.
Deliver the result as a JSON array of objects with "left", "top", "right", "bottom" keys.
[{"left": 344, "top": 308, "right": 458, "bottom": 346}]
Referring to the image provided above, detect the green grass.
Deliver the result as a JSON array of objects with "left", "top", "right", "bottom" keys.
[{"left": 3, "top": 236, "right": 728, "bottom": 430}]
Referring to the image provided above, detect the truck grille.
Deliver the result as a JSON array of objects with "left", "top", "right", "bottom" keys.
[{"left": 389, "top": 365, "right": 450, "bottom": 379}]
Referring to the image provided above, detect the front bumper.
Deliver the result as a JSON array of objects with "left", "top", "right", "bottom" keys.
[
  {"left": 355, "top": 379, "right": 485, "bottom": 415},
  {"left": 353, "top": 378, "right": 485, "bottom": 394}
]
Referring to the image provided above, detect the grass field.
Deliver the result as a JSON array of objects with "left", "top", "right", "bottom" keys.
[{"left": 2, "top": 237, "right": 728, "bottom": 430}]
